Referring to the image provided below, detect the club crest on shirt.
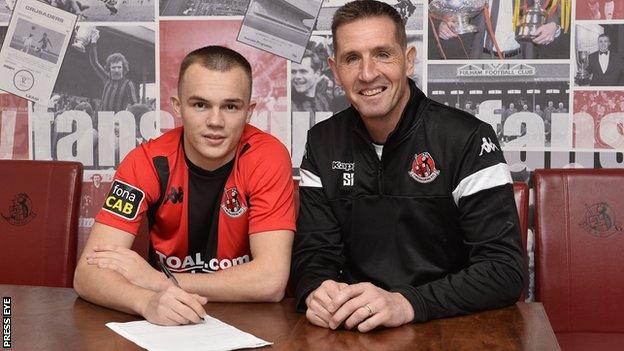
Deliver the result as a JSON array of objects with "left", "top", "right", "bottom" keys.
[
  {"left": 409, "top": 152, "right": 440, "bottom": 183},
  {"left": 221, "top": 187, "right": 246, "bottom": 217}
]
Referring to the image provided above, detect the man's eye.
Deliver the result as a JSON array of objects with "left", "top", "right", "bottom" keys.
[
  {"left": 225, "top": 104, "right": 239, "bottom": 111},
  {"left": 193, "top": 102, "right": 206, "bottom": 109},
  {"left": 377, "top": 51, "right": 390, "bottom": 59},
  {"left": 345, "top": 55, "right": 358, "bottom": 63}
]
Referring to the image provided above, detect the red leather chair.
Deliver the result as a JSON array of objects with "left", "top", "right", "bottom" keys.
[
  {"left": 0, "top": 160, "right": 82, "bottom": 288},
  {"left": 512, "top": 181, "right": 529, "bottom": 301},
  {"left": 513, "top": 182, "right": 529, "bottom": 251},
  {"left": 534, "top": 169, "right": 624, "bottom": 350}
]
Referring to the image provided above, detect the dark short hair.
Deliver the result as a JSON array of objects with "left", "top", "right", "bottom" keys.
[
  {"left": 331, "top": 0, "right": 406, "bottom": 52},
  {"left": 178, "top": 45, "right": 252, "bottom": 99},
  {"left": 106, "top": 52, "right": 130, "bottom": 75},
  {"left": 598, "top": 33, "right": 610, "bottom": 41},
  {"left": 300, "top": 50, "right": 323, "bottom": 73}
]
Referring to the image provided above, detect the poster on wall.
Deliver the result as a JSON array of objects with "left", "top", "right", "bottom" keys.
[
  {"left": 574, "top": 23, "right": 624, "bottom": 87},
  {"left": 77, "top": 169, "right": 114, "bottom": 250},
  {"left": 160, "top": 19, "right": 289, "bottom": 152},
  {"left": 160, "top": 0, "right": 249, "bottom": 16},
  {"left": 0, "top": 92, "right": 29, "bottom": 159},
  {"left": 428, "top": 63, "right": 571, "bottom": 150},
  {"left": 0, "top": 0, "right": 77, "bottom": 103},
  {"left": 576, "top": 0, "right": 624, "bottom": 20},
  {"left": 29, "top": 25, "right": 156, "bottom": 170},
  {"left": 237, "top": 0, "right": 323, "bottom": 62},
  {"left": 574, "top": 91, "right": 624, "bottom": 150},
  {"left": 427, "top": 0, "right": 571, "bottom": 60}
]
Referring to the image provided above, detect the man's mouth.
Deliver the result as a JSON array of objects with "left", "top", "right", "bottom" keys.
[{"left": 359, "top": 87, "right": 386, "bottom": 97}]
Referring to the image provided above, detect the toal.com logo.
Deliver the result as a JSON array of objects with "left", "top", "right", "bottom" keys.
[{"left": 155, "top": 251, "right": 250, "bottom": 273}]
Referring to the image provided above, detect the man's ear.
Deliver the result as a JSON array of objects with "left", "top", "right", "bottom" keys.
[
  {"left": 246, "top": 101, "right": 256, "bottom": 123},
  {"left": 171, "top": 95, "right": 182, "bottom": 118},
  {"left": 405, "top": 46, "right": 416, "bottom": 77},
  {"left": 328, "top": 56, "right": 343, "bottom": 87}
]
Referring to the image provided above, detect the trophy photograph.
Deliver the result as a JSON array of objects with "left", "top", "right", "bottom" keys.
[
  {"left": 429, "top": 0, "right": 487, "bottom": 35},
  {"left": 575, "top": 50, "right": 591, "bottom": 86},
  {"left": 515, "top": 0, "right": 547, "bottom": 42},
  {"left": 72, "top": 26, "right": 99, "bottom": 53}
]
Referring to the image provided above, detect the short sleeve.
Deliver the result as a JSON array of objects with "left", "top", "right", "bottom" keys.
[
  {"left": 95, "top": 146, "right": 159, "bottom": 235},
  {"left": 245, "top": 138, "right": 296, "bottom": 235}
]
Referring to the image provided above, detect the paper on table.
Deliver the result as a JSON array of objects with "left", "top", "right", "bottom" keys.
[{"left": 106, "top": 315, "right": 272, "bottom": 351}]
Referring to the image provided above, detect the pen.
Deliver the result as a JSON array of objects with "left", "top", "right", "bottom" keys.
[{"left": 157, "top": 260, "right": 180, "bottom": 287}]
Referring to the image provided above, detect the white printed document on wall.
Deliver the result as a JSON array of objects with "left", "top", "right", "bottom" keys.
[{"left": 0, "top": 0, "right": 77, "bottom": 104}]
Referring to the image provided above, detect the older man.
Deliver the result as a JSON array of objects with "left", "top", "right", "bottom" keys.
[{"left": 292, "top": 0, "right": 524, "bottom": 333}]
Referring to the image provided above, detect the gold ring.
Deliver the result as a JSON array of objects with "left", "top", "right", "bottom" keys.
[{"left": 364, "top": 304, "right": 373, "bottom": 316}]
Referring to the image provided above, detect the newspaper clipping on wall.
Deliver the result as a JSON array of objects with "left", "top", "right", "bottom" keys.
[
  {"left": 237, "top": 0, "right": 323, "bottom": 62},
  {"left": 0, "top": 0, "right": 77, "bottom": 104}
]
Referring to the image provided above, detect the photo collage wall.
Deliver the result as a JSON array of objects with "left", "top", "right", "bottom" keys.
[{"left": 0, "top": 1, "right": 623, "bottom": 294}]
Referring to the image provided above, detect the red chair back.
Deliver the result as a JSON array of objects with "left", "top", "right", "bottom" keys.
[
  {"left": 0, "top": 160, "right": 82, "bottom": 287},
  {"left": 534, "top": 169, "right": 624, "bottom": 333},
  {"left": 513, "top": 182, "right": 529, "bottom": 250}
]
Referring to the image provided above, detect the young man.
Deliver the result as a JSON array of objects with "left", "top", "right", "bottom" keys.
[
  {"left": 292, "top": 0, "right": 524, "bottom": 333},
  {"left": 74, "top": 46, "right": 296, "bottom": 326}
]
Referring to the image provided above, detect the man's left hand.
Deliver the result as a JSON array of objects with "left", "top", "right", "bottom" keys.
[
  {"left": 86, "top": 245, "right": 169, "bottom": 291},
  {"left": 532, "top": 22, "right": 558, "bottom": 45},
  {"left": 328, "top": 282, "right": 414, "bottom": 333}
]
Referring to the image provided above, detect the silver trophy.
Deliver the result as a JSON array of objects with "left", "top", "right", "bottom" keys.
[
  {"left": 515, "top": 0, "right": 547, "bottom": 42},
  {"left": 429, "top": 0, "right": 487, "bottom": 35},
  {"left": 72, "top": 26, "right": 99, "bottom": 53},
  {"left": 575, "top": 50, "right": 591, "bottom": 85}
]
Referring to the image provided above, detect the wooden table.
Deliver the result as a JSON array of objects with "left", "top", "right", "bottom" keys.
[{"left": 0, "top": 284, "right": 560, "bottom": 350}]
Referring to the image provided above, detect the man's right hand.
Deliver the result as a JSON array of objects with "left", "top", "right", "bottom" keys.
[
  {"left": 140, "top": 286, "right": 208, "bottom": 326},
  {"left": 305, "top": 280, "right": 348, "bottom": 328},
  {"left": 438, "top": 21, "right": 458, "bottom": 40}
]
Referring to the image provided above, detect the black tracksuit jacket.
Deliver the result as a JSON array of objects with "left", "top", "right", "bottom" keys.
[{"left": 292, "top": 79, "right": 525, "bottom": 323}]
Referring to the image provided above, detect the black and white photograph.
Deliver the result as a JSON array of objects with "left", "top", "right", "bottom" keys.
[
  {"left": 428, "top": 0, "right": 571, "bottom": 60},
  {"left": 29, "top": 25, "right": 156, "bottom": 170},
  {"left": 290, "top": 33, "right": 423, "bottom": 171},
  {"left": 63, "top": 0, "right": 154, "bottom": 22},
  {"left": 428, "top": 63, "right": 571, "bottom": 149},
  {"left": 160, "top": 0, "right": 249, "bottom": 16},
  {"left": 237, "top": 0, "right": 323, "bottom": 61},
  {"left": 575, "top": 23, "right": 624, "bottom": 87},
  {"left": 9, "top": 19, "right": 65, "bottom": 64},
  {"left": 1, "top": 0, "right": 12, "bottom": 22},
  {"left": 0, "top": 0, "right": 77, "bottom": 103},
  {"left": 315, "top": 0, "right": 423, "bottom": 31}
]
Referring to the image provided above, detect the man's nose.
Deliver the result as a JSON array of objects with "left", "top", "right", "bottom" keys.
[{"left": 358, "top": 57, "right": 378, "bottom": 82}]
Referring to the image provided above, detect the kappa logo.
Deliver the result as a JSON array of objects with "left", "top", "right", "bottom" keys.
[
  {"left": 409, "top": 152, "right": 440, "bottom": 183},
  {"left": 221, "top": 187, "right": 246, "bottom": 217},
  {"left": 163, "top": 186, "right": 183, "bottom": 204},
  {"left": 479, "top": 137, "right": 499, "bottom": 156},
  {"left": 102, "top": 180, "right": 145, "bottom": 220},
  {"left": 332, "top": 161, "right": 355, "bottom": 186},
  {"left": 331, "top": 161, "right": 355, "bottom": 172},
  {"left": 1, "top": 193, "right": 36, "bottom": 226}
]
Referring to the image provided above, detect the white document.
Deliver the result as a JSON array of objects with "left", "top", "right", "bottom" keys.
[
  {"left": 106, "top": 315, "right": 272, "bottom": 351},
  {"left": 0, "top": 0, "right": 77, "bottom": 104},
  {"left": 237, "top": 0, "right": 323, "bottom": 62}
]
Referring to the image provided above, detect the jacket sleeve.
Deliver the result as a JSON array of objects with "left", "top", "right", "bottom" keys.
[
  {"left": 395, "top": 123, "right": 526, "bottom": 323},
  {"left": 291, "top": 136, "right": 345, "bottom": 312}
]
